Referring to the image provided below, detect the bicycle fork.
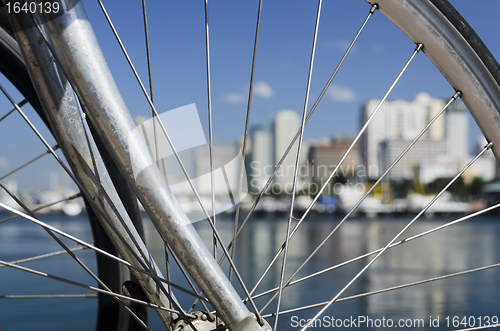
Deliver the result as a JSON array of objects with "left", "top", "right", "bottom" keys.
[{"left": 11, "top": 1, "right": 267, "bottom": 330}]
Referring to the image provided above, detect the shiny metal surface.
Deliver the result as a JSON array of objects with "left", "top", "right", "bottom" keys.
[
  {"left": 36, "top": 2, "right": 262, "bottom": 330},
  {"left": 9, "top": 10, "right": 174, "bottom": 327}
]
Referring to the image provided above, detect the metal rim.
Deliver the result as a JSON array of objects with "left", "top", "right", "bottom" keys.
[{"left": 369, "top": 0, "right": 500, "bottom": 162}]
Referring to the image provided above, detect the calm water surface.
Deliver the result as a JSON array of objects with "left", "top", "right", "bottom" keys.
[{"left": 1, "top": 213, "right": 499, "bottom": 330}]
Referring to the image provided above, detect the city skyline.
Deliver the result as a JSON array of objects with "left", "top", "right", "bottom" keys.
[
  {"left": 1, "top": 92, "right": 491, "bottom": 191},
  {"left": 362, "top": 93, "right": 496, "bottom": 184},
  {"left": 243, "top": 92, "right": 495, "bottom": 198}
]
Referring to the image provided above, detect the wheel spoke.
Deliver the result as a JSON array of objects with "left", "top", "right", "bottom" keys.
[
  {"left": 141, "top": 0, "right": 154, "bottom": 106},
  {"left": 0, "top": 294, "right": 98, "bottom": 299},
  {"left": 141, "top": 2, "right": 174, "bottom": 323},
  {"left": 166, "top": 244, "right": 214, "bottom": 319},
  {"left": 218, "top": 3, "right": 377, "bottom": 267},
  {"left": 0, "top": 192, "right": 82, "bottom": 225},
  {"left": 164, "top": 244, "right": 173, "bottom": 324},
  {"left": 0, "top": 98, "right": 27, "bottom": 123},
  {"left": 273, "top": 1, "right": 322, "bottom": 329},
  {"left": 0, "top": 79, "right": 183, "bottom": 315},
  {"left": 251, "top": 201, "right": 500, "bottom": 301},
  {"left": 1, "top": 1, "right": 498, "bottom": 329},
  {"left": 140, "top": 0, "right": 162, "bottom": 183},
  {"left": 0, "top": 201, "right": 208, "bottom": 302},
  {"left": 0, "top": 81, "right": 136, "bottom": 254},
  {"left": 0, "top": 246, "right": 89, "bottom": 269},
  {"left": 203, "top": 0, "right": 217, "bottom": 261},
  {"left": 96, "top": 0, "right": 211, "bottom": 221},
  {"left": 257, "top": 91, "right": 458, "bottom": 298},
  {"left": 0, "top": 84, "right": 77, "bottom": 192},
  {"left": 262, "top": 261, "right": 500, "bottom": 317},
  {"left": 253, "top": 44, "right": 425, "bottom": 311},
  {"left": 0, "top": 23, "right": 192, "bottom": 316},
  {"left": 31, "top": 7, "right": 257, "bottom": 326},
  {"left": 228, "top": 0, "right": 266, "bottom": 284},
  {"left": 0, "top": 258, "right": 192, "bottom": 317},
  {"left": 300, "top": 143, "right": 493, "bottom": 330},
  {"left": 0, "top": 144, "right": 59, "bottom": 181},
  {"left": 96, "top": 0, "right": 242, "bottom": 275},
  {"left": 0, "top": 181, "right": 152, "bottom": 330},
  {"left": 456, "top": 324, "right": 500, "bottom": 331}
]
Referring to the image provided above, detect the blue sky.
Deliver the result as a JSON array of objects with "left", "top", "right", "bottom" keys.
[
  {"left": 80, "top": 0, "right": 500, "bottom": 142},
  {"left": 1, "top": 0, "right": 500, "bottom": 189}
]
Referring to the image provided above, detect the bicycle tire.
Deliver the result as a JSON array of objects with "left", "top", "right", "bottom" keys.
[{"left": 430, "top": 0, "right": 500, "bottom": 89}]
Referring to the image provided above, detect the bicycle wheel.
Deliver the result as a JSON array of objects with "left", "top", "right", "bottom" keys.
[{"left": 1, "top": 0, "right": 500, "bottom": 330}]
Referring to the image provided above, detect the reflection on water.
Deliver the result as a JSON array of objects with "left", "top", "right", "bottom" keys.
[
  {"left": 1, "top": 213, "right": 500, "bottom": 330},
  {"left": 0, "top": 214, "right": 97, "bottom": 330}
]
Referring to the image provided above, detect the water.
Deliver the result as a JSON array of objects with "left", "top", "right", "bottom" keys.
[{"left": 1, "top": 213, "right": 500, "bottom": 330}]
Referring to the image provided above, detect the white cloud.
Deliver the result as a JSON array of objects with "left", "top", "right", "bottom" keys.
[
  {"left": 328, "top": 85, "right": 357, "bottom": 102},
  {"left": 222, "top": 93, "right": 246, "bottom": 104},
  {"left": 254, "top": 81, "right": 274, "bottom": 98},
  {"left": 222, "top": 81, "right": 273, "bottom": 103}
]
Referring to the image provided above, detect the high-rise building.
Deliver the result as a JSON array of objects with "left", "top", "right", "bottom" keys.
[
  {"left": 446, "top": 101, "right": 468, "bottom": 159},
  {"left": 249, "top": 124, "right": 273, "bottom": 191},
  {"left": 361, "top": 92, "right": 471, "bottom": 182},
  {"left": 362, "top": 93, "right": 432, "bottom": 179},
  {"left": 307, "top": 137, "right": 360, "bottom": 186},
  {"left": 380, "top": 139, "right": 446, "bottom": 180},
  {"left": 273, "top": 110, "right": 300, "bottom": 189},
  {"left": 427, "top": 98, "right": 446, "bottom": 141},
  {"left": 192, "top": 142, "right": 242, "bottom": 196}
]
